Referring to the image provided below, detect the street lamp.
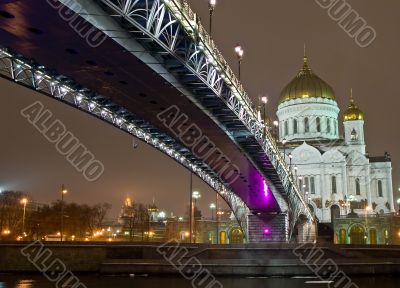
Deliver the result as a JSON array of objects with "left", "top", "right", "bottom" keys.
[
  {"left": 192, "top": 191, "right": 201, "bottom": 243},
  {"left": 193, "top": 191, "right": 201, "bottom": 201},
  {"left": 261, "top": 96, "right": 268, "bottom": 138},
  {"left": 20, "top": 198, "right": 28, "bottom": 237},
  {"left": 397, "top": 198, "right": 400, "bottom": 214},
  {"left": 208, "top": 0, "right": 216, "bottom": 36},
  {"left": 234, "top": 44, "right": 244, "bottom": 80},
  {"left": 365, "top": 205, "right": 371, "bottom": 243},
  {"left": 282, "top": 138, "right": 287, "bottom": 160},
  {"left": 273, "top": 121, "right": 279, "bottom": 141},
  {"left": 60, "top": 185, "right": 67, "bottom": 242},
  {"left": 209, "top": 202, "right": 216, "bottom": 220}
]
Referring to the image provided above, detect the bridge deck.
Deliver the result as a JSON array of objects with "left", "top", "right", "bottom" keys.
[{"left": 0, "top": 0, "right": 281, "bottom": 211}]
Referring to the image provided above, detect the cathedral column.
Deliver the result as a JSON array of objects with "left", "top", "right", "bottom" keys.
[{"left": 387, "top": 167, "right": 395, "bottom": 212}]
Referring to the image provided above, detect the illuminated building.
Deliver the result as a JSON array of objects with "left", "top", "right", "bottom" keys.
[{"left": 275, "top": 53, "right": 395, "bottom": 243}]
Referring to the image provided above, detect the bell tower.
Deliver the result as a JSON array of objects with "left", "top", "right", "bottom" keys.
[{"left": 343, "top": 89, "right": 365, "bottom": 153}]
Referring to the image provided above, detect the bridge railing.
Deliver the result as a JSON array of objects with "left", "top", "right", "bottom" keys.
[
  {"left": 164, "top": 0, "right": 253, "bottom": 113},
  {"left": 164, "top": 0, "right": 313, "bottom": 221}
]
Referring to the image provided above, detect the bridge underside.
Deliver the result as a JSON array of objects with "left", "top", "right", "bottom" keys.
[{"left": 0, "top": 0, "right": 314, "bottom": 242}]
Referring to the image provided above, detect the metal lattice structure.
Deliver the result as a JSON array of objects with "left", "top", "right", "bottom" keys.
[
  {"left": 0, "top": 47, "right": 250, "bottom": 236},
  {"left": 79, "top": 0, "right": 315, "bottom": 230},
  {"left": 0, "top": 0, "right": 316, "bottom": 240}
]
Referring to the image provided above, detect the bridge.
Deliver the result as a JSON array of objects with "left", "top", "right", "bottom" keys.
[{"left": 0, "top": 0, "right": 315, "bottom": 243}]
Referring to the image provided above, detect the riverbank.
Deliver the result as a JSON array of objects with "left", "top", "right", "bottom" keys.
[{"left": 1, "top": 242, "right": 400, "bottom": 276}]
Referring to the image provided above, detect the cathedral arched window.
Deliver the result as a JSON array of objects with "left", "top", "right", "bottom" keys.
[
  {"left": 331, "top": 176, "right": 337, "bottom": 194},
  {"left": 355, "top": 178, "right": 361, "bottom": 195},
  {"left": 305, "top": 177, "right": 310, "bottom": 193},
  {"left": 327, "top": 118, "right": 331, "bottom": 133},
  {"left": 284, "top": 121, "right": 289, "bottom": 136},
  {"left": 316, "top": 117, "right": 321, "bottom": 132},
  {"left": 378, "top": 180, "right": 383, "bottom": 197},
  {"left": 351, "top": 129, "right": 358, "bottom": 141},
  {"left": 334, "top": 122, "right": 337, "bottom": 135},
  {"left": 310, "top": 177, "right": 316, "bottom": 194},
  {"left": 304, "top": 118, "right": 310, "bottom": 133},
  {"left": 299, "top": 178, "right": 303, "bottom": 193},
  {"left": 293, "top": 119, "right": 298, "bottom": 134}
]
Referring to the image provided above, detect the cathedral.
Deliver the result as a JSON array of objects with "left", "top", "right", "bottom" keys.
[{"left": 275, "top": 53, "right": 395, "bottom": 224}]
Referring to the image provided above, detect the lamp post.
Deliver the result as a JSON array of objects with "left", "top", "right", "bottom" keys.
[
  {"left": 273, "top": 121, "right": 279, "bottom": 141},
  {"left": 189, "top": 172, "right": 193, "bottom": 243},
  {"left": 261, "top": 96, "right": 268, "bottom": 138},
  {"left": 288, "top": 153, "right": 293, "bottom": 172},
  {"left": 397, "top": 198, "right": 400, "bottom": 215},
  {"left": 208, "top": 0, "right": 216, "bottom": 36},
  {"left": 294, "top": 166, "right": 298, "bottom": 181},
  {"left": 216, "top": 193, "right": 219, "bottom": 244},
  {"left": 21, "top": 198, "right": 28, "bottom": 237},
  {"left": 282, "top": 138, "right": 287, "bottom": 160},
  {"left": 209, "top": 202, "right": 216, "bottom": 220},
  {"left": 60, "top": 185, "right": 67, "bottom": 242},
  {"left": 192, "top": 191, "right": 201, "bottom": 243},
  {"left": 234, "top": 44, "right": 244, "bottom": 80},
  {"left": 365, "top": 205, "right": 371, "bottom": 244}
]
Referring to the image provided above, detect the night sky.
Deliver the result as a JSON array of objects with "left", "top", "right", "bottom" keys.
[{"left": 0, "top": 0, "right": 399, "bottom": 218}]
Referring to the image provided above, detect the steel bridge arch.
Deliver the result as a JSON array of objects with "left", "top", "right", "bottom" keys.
[
  {"left": 62, "top": 0, "right": 314, "bottom": 235},
  {"left": 0, "top": 48, "right": 251, "bottom": 238}
]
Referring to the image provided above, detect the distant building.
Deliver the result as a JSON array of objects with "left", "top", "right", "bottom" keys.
[
  {"left": 166, "top": 210, "right": 244, "bottom": 244},
  {"left": 117, "top": 197, "right": 166, "bottom": 241}
]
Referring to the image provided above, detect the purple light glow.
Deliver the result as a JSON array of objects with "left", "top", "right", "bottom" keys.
[
  {"left": 263, "top": 228, "right": 270, "bottom": 235},
  {"left": 263, "top": 180, "right": 268, "bottom": 197}
]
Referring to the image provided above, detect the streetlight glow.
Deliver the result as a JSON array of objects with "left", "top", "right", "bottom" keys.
[
  {"left": 21, "top": 198, "right": 28, "bottom": 205},
  {"left": 209, "top": 203, "right": 216, "bottom": 209},
  {"left": 261, "top": 96, "right": 268, "bottom": 104},
  {"left": 209, "top": 0, "right": 216, "bottom": 8},
  {"left": 192, "top": 191, "right": 201, "bottom": 199}
]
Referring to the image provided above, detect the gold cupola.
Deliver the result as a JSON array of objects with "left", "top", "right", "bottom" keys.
[
  {"left": 279, "top": 50, "right": 336, "bottom": 104},
  {"left": 344, "top": 89, "right": 364, "bottom": 121}
]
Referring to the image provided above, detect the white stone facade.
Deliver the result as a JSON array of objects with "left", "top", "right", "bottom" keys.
[{"left": 275, "top": 91, "right": 393, "bottom": 223}]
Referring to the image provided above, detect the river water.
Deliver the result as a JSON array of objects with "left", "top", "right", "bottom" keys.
[{"left": 0, "top": 275, "right": 398, "bottom": 288}]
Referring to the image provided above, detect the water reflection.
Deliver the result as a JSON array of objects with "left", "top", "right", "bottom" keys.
[
  {"left": 0, "top": 275, "right": 398, "bottom": 288},
  {"left": 15, "top": 280, "right": 34, "bottom": 288}
]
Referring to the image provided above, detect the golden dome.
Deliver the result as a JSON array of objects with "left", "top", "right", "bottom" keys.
[
  {"left": 279, "top": 55, "right": 336, "bottom": 104},
  {"left": 344, "top": 90, "right": 364, "bottom": 121}
]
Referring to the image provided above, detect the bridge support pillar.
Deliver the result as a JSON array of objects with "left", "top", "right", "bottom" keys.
[
  {"left": 247, "top": 213, "right": 289, "bottom": 243},
  {"left": 297, "top": 221, "right": 317, "bottom": 243}
]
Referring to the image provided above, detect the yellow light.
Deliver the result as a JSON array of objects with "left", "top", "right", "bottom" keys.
[
  {"left": 21, "top": 198, "right": 28, "bottom": 205},
  {"left": 184, "top": 232, "right": 190, "bottom": 237},
  {"left": 57, "top": 232, "right": 61, "bottom": 236},
  {"left": 108, "top": 238, "right": 112, "bottom": 242},
  {"left": 398, "top": 231, "right": 400, "bottom": 237},
  {"left": 85, "top": 237, "right": 89, "bottom": 241}
]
